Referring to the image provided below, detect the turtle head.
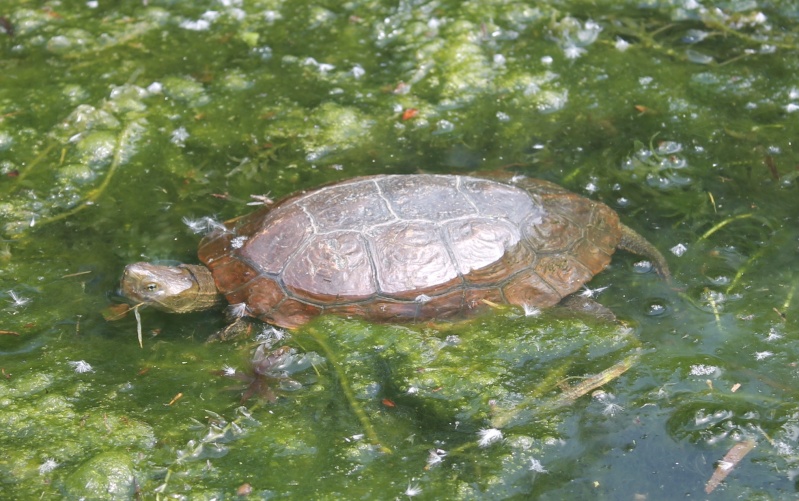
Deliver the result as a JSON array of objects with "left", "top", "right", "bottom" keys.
[{"left": 120, "top": 262, "right": 221, "bottom": 313}]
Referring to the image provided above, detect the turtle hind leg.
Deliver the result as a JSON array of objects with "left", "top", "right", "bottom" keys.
[
  {"left": 617, "top": 224, "right": 672, "bottom": 282},
  {"left": 559, "top": 295, "right": 617, "bottom": 323}
]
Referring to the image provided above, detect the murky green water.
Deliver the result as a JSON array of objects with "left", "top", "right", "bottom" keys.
[{"left": 1, "top": 0, "right": 798, "bottom": 498}]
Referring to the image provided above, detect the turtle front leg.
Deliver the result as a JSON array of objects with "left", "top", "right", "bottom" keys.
[
  {"left": 617, "top": 224, "right": 671, "bottom": 281},
  {"left": 208, "top": 317, "right": 256, "bottom": 342}
]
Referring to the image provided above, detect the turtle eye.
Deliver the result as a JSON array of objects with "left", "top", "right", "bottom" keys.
[{"left": 145, "top": 283, "right": 158, "bottom": 292}]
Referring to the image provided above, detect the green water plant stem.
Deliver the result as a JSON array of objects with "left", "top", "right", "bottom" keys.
[
  {"left": 304, "top": 327, "right": 390, "bottom": 454},
  {"left": 491, "top": 352, "right": 640, "bottom": 429},
  {"left": 698, "top": 213, "right": 762, "bottom": 242},
  {"left": 490, "top": 358, "right": 573, "bottom": 429},
  {"left": 726, "top": 245, "right": 768, "bottom": 295},
  {"left": 783, "top": 282, "right": 796, "bottom": 314},
  {"left": 8, "top": 142, "right": 58, "bottom": 188},
  {"left": 36, "top": 119, "right": 144, "bottom": 228},
  {"left": 551, "top": 353, "right": 639, "bottom": 408}
]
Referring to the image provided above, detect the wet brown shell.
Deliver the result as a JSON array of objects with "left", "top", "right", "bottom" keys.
[{"left": 198, "top": 174, "right": 621, "bottom": 328}]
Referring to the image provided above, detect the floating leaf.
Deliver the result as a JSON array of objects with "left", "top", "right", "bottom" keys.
[{"left": 705, "top": 439, "right": 756, "bottom": 494}]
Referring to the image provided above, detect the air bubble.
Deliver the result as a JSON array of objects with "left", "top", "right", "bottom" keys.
[
  {"left": 77, "top": 131, "right": 117, "bottom": 169},
  {"left": 645, "top": 299, "right": 669, "bottom": 317},
  {"left": 659, "top": 155, "right": 687, "bottom": 169},
  {"left": 434, "top": 120, "right": 455, "bottom": 134},
  {"left": 57, "top": 164, "right": 97, "bottom": 185},
  {"left": 655, "top": 141, "right": 682, "bottom": 155},
  {"left": 682, "top": 30, "right": 709, "bottom": 44},
  {"left": 708, "top": 275, "right": 730, "bottom": 286},
  {"left": 670, "top": 243, "right": 688, "bottom": 256},
  {"left": 685, "top": 49, "right": 714, "bottom": 65},
  {"left": 0, "top": 132, "right": 13, "bottom": 151}
]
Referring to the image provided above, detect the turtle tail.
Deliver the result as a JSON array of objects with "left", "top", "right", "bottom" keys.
[{"left": 617, "top": 224, "right": 672, "bottom": 282}]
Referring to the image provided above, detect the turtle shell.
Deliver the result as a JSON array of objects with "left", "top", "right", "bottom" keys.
[{"left": 197, "top": 174, "right": 621, "bottom": 328}]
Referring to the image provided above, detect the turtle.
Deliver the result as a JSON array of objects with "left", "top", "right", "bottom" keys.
[{"left": 120, "top": 174, "right": 670, "bottom": 339}]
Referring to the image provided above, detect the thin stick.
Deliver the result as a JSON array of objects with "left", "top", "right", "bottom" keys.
[{"left": 134, "top": 305, "right": 143, "bottom": 348}]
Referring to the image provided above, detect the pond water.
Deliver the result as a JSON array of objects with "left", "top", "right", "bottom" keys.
[{"left": 1, "top": 0, "right": 798, "bottom": 499}]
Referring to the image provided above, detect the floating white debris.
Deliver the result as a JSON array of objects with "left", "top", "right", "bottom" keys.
[
  {"left": 263, "top": 10, "right": 281, "bottom": 23},
  {"left": 230, "top": 236, "right": 249, "bottom": 249},
  {"left": 344, "top": 433, "right": 365, "bottom": 442},
  {"left": 201, "top": 11, "right": 221, "bottom": 22},
  {"left": 477, "top": 428, "right": 503, "bottom": 447},
  {"left": 522, "top": 304, "right": 541, "bottom": 317},
  {"left": 255, "top": 325, "right": 287, "bottom": 344},
  {"left": 38, "top": 459, "right": 59, "bottom": 475},
  {"left": 404, "top": 483, "right": 422, "bottom": 497},
  {"left": 227, "top": 8, "right": 246, "bottom": 21},
  {"left": 302, "top": 57, "right": 335, "bottom": 74},
  {"left": 146, "top": 81, "right": 163, "bottom": 94},
  {"left": 529, "top": 458, "right": 548, "bottom": 473},
  {"left": 766, "top": 327, "right": 783, "bottom": 342},
  {"left": 563, "top": 44, "right": 586, "bottom": 60},
  {"left": 690, "top": 364, "right": 718, "bottom": 376},
  {"left": 615, "top": 37, "right": 630, "bottom": 52},
  {"left": 754, "top": 351, "right": 773, "bottom": 361},
  {"left": 227, "top": 302, "right": 248, "bottom": 318},
  {"left": 601, "top": 401, "right": 624, "bottom": 416},
  {"left": 579, "top": 285, "right": 609, "bottom": 298},
  {"left": 183, "top": 216, "right": 226, "bottom": 234},
  {"left": 8, "top": 290, "right": 31, "bottom": 307},
  {"left": 427, "top": 448, "right": 447, "bottom": 467},
  {"left": 69, "top": 360, "right": 94, "bottom": 373},
  {"left": 170, "top": 127, "right": 189, "bottom": 147},
  {"left": 179, "top": 19, "right": 211, "bottom": 31}
]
